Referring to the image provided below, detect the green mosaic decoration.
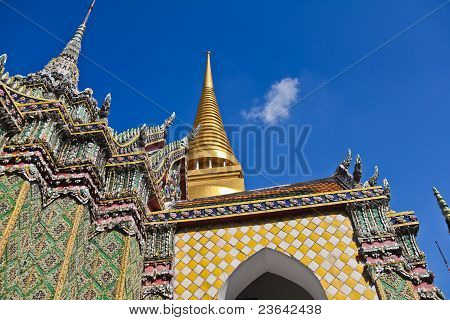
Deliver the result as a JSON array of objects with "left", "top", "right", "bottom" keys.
[
  {"left": 0, "top": 174, "right": 86, "bottom": 299},
  {"left": 124, "top": 235, "right": 143, "bottom": 300},
  {"left": 377, "top": 272, "right": 417, "bottom": 300}
]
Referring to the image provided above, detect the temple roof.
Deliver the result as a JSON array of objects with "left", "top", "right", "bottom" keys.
[{"left": 174, "top": 176, "right": 345, "bottom": 209}]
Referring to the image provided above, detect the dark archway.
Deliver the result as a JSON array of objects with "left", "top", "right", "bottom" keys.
[{"left": 218, "top": 248, "right": 327, "bottom": 300}]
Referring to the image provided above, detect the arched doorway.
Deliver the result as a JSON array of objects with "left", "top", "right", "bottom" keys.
[{"left": 218, "top": 248, "right": 327, "bottom": 300}]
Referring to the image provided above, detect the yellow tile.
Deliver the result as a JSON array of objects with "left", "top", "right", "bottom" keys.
[
  {"left": 237, "top": 252, "right": 246, "bottom": 261},
  {"left": 213, "top": 279, "right": 224, "bottom": 289},
  {"left": 316, "top": 267, "right": 327, "bottom": 278},
  {"left": 314, "top": 255, "right": 325, "bottom": 265},
  {"left": 271, "top": 226, "right": 280, "bottom": 234},
  {"left": 299, "top": 245, "right": 309, "bottom": 254},
  {"left": 222, "top": 233, "right": 232, "bottom": 242},
  {"left": 187, "top": 283, "right": 198, "bottom": 294},
  {"left": 246, "top": 229, "right": 256, "bottom": 238},
  {"left": 322, "top": 231, "right": 332, "bottom": 240},
  {"left": 311, "top": 244, "right": 322, "bottom": 253},
  {"left": 210, "top": 234, "right": 219, "bottom": 243},
  {"left": 246, "top": 239, "right": 257, "bottom": 249},
  {"left": 187, "top": 250, "right": 197, "bottom": 258},
  {"left": 223, "top": 243, "right": 233, "bottom": 252},
  {"left": 199, "top": 258, "right": 210, "bottom": 268},
  {"left": 324, "top": 242, "right": 334, "bottom": 252},
  {"left": 300, "top": 256, "right": 312, "bottom": 266},
  {"left": 211, "top": 245, "right": 220, "bottom": 254},
  {"left": 224, "top": 254, "right": 234, "bottom": 264},
  {"left": 363, "top": 289, "right": 376, "bottom": 299},
  {"left": 340, "top": 253, "right": 350, "bottom": 264},
  {"left": 187, "top": 259, "right": 197, "bottom": 270},
  {"left": 203, "top": 293, "right": 212, "bottom": 300},
  {"left": 329, "top": 266, "right": 340, "bottom": 276},
  {"left": 212, "top": 267, "right": 222, "bottom": 277},
  {"left": 331, "top": 278, "right": 343, "bottom": 289},
  {"left": 175, "top": 285, "right": 185, "bottom": 295},
  {"left": 200, "top": 281, "right": 211, "bottom": 292},
  {"left": 199, "top": 237, "right": 208, "bottom": 245},
  {"left": 310, "top": 233, "right": 320, "bottom": 242},
  {"left": 187, "top": 272, "right": 197, "bottom": 282},
  {"left": 272, "top": 236, "right": 282, "bottom": 246},
  {"left": 234, "top": 230, "right": 244, "bottom": 239},
  {"left": 334, "top": 292, "right": 347, "bottom": 300},
  {"left": 199, "top": 247, "right": 209, "bottom": 256},
  {"left": 349, "top": 290, "right": 360, "bottom": 300},
  {"left": 260, "top": 238, "right": 270, "bottom": 246},
  {"left": 176, "top": 240, "right": 186, "bottom": 249},
  {"left": 258, "top": 228, "right": 268, "bottom": 236},
  {"left": 345, "top": 277, "right": 357, "bottom": 289},
  {"left": 212, "top": 256, "right": 222, "bottom": 265},
  {"left": 298, "top": 233, "right": 307, "bottom": 242},
  {"left": 335, "top": 230, "right": 344, "bottom": 239},
  {"left": 342, "top": 265, "right": 353, "bottom": 276},
  {"left": 224, "top": 265, "right": 234, "bottom": 274},
  {"left": 235, "top": 241, "right": 245, "bottom": 250},
  {"left": 337, "top": 241, "right": 347, "bottom": 251},
  {"left": 286, "top": 245, "right": 297, "bottom": 257},
  {"left": 285, "top": 234, "right": 295, "bottom": 243}
]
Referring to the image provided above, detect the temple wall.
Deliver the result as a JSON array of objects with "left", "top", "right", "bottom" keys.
[
  {"left": 173, "top": 210, "right": 379, "bottom": 300},
  {"left": 0, "top": 173, "right": 142, "bottom": 300}
]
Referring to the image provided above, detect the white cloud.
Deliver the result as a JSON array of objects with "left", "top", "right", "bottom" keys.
[{"left": 242, "top": 77, "right": 299, "bottom": 124}]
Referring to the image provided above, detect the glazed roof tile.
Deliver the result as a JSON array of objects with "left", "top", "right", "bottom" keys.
[{"left": 175, "top": 176, "right": 345, "bottom": 209}]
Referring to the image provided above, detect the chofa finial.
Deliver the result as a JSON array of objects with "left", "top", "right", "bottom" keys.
[
  {"left": 0, "top": 54, "right": 7, "bottom": 74},
  {"left": 353, "top": 154, "right": 362, "bottom": 185},
  {"left": 99, "top": 93, "right": 111, "bottom": 119}
]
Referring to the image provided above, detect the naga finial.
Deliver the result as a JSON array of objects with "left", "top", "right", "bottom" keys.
[
  {"left": 164, "top": 112, "right": 176, "bottom": 128},
  {"left": 0, "top": 54, "right": 7, "bottom": 74},
  {"left": 188, "top": 124, "right": 201, "bottom": 141},
  {"left": 181, "top": 125, "right": 201, "bottom": 148},
  {"left": 363, "top": 165, "right": 379, "bottom": 187},
  {"left": 353, "top": 154, "right": 362, "bottom": 185},
  {"left": 99, "top": 93, "right": 111, "bottom": 119},
  {"left": 383, "top": 177, "right": 390, "bottom": 190},
  {"left": 342, "top": 149, "right": 352, "bottom": 169}
]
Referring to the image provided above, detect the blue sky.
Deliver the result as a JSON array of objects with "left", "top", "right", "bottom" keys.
[{"left": 2, "top": 0, "right": 449, "bottom": 296}]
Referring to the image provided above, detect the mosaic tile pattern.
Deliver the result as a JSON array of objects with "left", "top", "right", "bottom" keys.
[
  {"left": 174, "top": 211, "right": 378, "bottom": 300},
  {"left": 0, "top": 173, "right": 142, "bottom": 300},
  {"left": 0, "top": 174, "right": 82, "bottom": 299}
]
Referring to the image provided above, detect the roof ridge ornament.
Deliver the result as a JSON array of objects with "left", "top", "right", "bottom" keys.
[
  {"left": 432, "top": 187, "right": 450, "bottom": 233},
  {"left": 40, "top": 0, "right": 96, "bottom": 89}
]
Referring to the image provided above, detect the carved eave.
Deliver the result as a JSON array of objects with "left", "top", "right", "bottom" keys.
[{"left": 145, "top": 185, "right": 388, "bottom": 225}]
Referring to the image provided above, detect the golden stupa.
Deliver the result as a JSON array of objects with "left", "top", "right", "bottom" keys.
[{"left": 187, "top": 52, "right": 245, "bottom": 199}]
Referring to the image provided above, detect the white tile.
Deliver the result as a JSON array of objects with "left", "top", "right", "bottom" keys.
[
  {"left": 306, "top": 250, "right": 317, "bottom": 259},
  {"left": 230, "top": 259, "right": 240, "bottom": 268},
  {"left": 304, "top": 238, "right": 314, "bottom": 248},
  {"left": 308, "top": 261, "right": 319, "bottom": 272},
  {"left": 354, "top": 283, "right": 366, "bottom": 294},
  {"left": 317, "top": 237, "right": 326, "bottom": 247},
  {"left": 315, "top": 227, "right": 325, "bottom": 235},
  {"left": 193, "top": 233, "right": 202, "bottom": 240},
  {"left": 327, "top": 285, "right": 338, "bottom": 296}
]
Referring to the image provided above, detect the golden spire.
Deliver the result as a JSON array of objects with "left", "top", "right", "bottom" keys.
[
  {"left": 187, "top": 52, "right": 245, "bottom": 199},
  {"left": 189, "top": 51, "right": 238, "bottom": 165}
]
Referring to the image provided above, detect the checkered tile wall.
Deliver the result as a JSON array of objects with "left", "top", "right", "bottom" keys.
[{"left": 173, "top": 211, "right": 378, "bottom": 300}]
